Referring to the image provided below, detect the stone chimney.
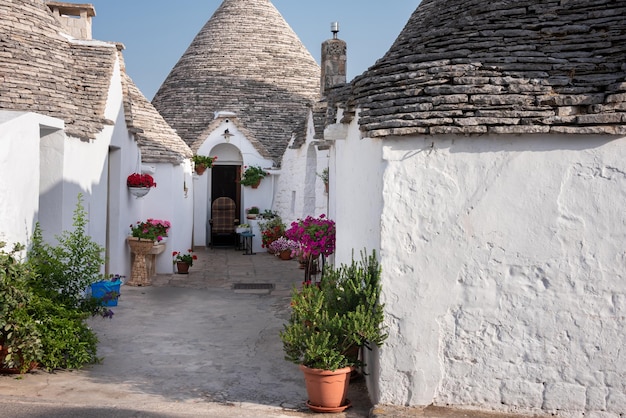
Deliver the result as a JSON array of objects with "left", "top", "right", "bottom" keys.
[
  {"left": 320, "top": 22, "right": 347, "bottom": 96},
  {"left": 46, "top": 2, "right": 95, "bottom": 40}
]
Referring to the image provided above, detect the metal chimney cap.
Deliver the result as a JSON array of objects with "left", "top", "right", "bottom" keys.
[{"left": 331, "top": 22, "right": 339, "bottom": 38}]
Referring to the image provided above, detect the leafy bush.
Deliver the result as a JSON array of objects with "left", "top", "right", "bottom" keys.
[
  {"left": 1, "top": 193, "right": 110, "bottom": 373},
  {"left": 27, "top": 193, "right": 105, "bottom": 312},
  {"left": 0, "top": 242, "right": 43, "bottom": 372},
  {"left": 280, "top": 250, "right": 387, "bottom": 371}
]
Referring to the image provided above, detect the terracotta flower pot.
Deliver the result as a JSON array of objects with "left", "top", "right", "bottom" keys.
[
  {"left": 278, "top": 250, "right": 292, "bottom": 260},
  {"left": 299, "top": 364, "right": 353, "bottom": 412},
  {"left": 195, "top": 164, "right": 207, "bottom": 175},
  {"left": 176, "top": 261, "right": 190, "bottom": 274}
]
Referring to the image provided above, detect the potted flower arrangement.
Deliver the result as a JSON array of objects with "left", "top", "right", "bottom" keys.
[
  {"left": 280, "top": 251, "right": 387, "bottom": 412},
  {"left": 127, "top": 173, "right": 156, "bottom": 198},
  {"left": 246, "top": 206, "right": 260, "bottom": 219},
  {"left": 193, "top": 155, "right": 217, "bottom": 175},
  {"left": 172, "top": 249, "right": 197, "bottom": 274},
  {"left": 258, "top": 216, "right": 286, "bottom": 252},
  {"left": 285, "top": 214, "right": 335, "bottom": 284},
  {"left": 129, "top": 219, "right": 170, "bottom": 243},
  {"left": 240, "top": 165, "right": 268, "bottom": 188},
  {"left": 268, "top": 237, "right": 299, "bottom": 260}
]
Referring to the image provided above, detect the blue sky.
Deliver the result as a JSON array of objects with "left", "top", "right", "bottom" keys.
[{"left": 89, "top": 1, "right": 421, "bottom": 100}]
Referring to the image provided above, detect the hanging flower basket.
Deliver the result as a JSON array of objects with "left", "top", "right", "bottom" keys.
[
  {"left": 127, "top": 173, "right": 156, "bottom": 198},
  {"left": 193, "top": 155, "right": 217, "bottom": 175},
  {"left": 128, "top": 187, "right": 151, "bottom": 198}
]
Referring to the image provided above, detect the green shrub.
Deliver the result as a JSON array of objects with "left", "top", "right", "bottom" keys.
[
  {"left": 0, "top": 242, "right": 43, "bottom": 372},
  {"left": 28, "top": 193, "right": 105, "bottom": 312},
  {"left": 280, "top": 250, "right": 387, "bottom": 371},
  {"left": 0, "top": 194, "right": 110, "bottom": 373}
]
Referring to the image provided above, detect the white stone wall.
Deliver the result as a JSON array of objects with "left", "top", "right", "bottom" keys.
[
  {"left": 332, "top": 115, "right": 626, "bottom": 415},
  {"left": 276, "top": 112, "right": 329, "bottom": 227},
  {"left": 0, "top": 112, "right": 63, "bottom": 251},
  {"left": 371, "top": 134, "right": 626, "bottom": 416}
]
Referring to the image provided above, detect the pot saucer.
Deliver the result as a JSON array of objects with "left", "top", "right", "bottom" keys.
[{"left": 306, "top": 399, "right": 352, "bottom": 413}]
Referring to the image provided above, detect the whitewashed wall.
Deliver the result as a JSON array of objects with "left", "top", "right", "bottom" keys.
[
  {"left": 276, "top": 111, "right": 330, "bottom": 228},
  {"left": 0, "top": 54, "right": 192, "bottom": 280},
  {"left": 367, "top": 133, "right": 626, "bottom": 416},
  {"left": 0, "top": 111, "right": 63, "bottom": 251}
]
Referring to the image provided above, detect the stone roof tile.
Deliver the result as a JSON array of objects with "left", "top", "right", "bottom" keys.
[
  {"left": 347, "top": 0, "right": 626, "bottom": 137},
  {"left": 0, "top": 0, "right": 190, "bottom": 164},
  {"left": 152, "top": 0, "right": 320, "bottom": 166}
]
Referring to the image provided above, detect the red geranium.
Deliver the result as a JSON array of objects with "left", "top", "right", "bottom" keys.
[{"left": 127, "top": 173, "right": 156, "bottom": 188}]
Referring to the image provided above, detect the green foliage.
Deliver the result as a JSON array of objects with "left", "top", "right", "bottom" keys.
[
  {"left": 317, "top": 167, "right": 329, "bottom": 183},
  {"left": 240, "top": 165, "right": 268, "bottom": 186},
  {"left": 28, "top": 193, "right": 105, "bottom": 310},
  {"left": 192, "top": 154, "right": 217, "bottom": 168},
  {"left": 280, "top": 250, "right": 387, "bottom": 371},
  {"left": 0, "top": 193, "right": 110, "bottom": 373},
  {"left": 0, "top": 242, "right": 43, "bottom": 372},
  {"left": 27, "top": 296, "right": 99, "bottom": 370}
]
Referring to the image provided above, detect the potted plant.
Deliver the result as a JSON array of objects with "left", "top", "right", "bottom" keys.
[
  {"left": 172, "top": 249, "right": 197, "bottom": 274},
  {"left": 240, "top": 165, "right": 268, "bottom": 188},
  {"left": 90, "top": 274, "right": 124, "bottom": 307},
  {"left": 129, "top": 219, "right": 170, "bottom": 243},
  {"left": 285, "top": 214, "right": 335, "bottom": 284},
  {"left": 192, "top": 155, "right": 217, "bottom": 175},
  {"left": 317, "top": 167, "right": 329, "bottom": 193},
  {"left": 246, "top": 206, "right": 260, "bottom": 219},
  {"left": 126, "top": 173, "right": 156, "bottom": 198},
  {"left": 280, "top": 251, "right": 387, "bottom": 412},
  {"left": 235, "top": 223, "right": 251, "bottom": 234},
  {"left": 268, "top": 237, "right": 299, "bottom": 260},
  {"left": 258, "top": 216, "right": 286, "bottom": 252}
]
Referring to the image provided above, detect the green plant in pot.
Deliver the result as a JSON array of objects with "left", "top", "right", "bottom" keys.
[
  {"left": 192, "top": 155, "right": 217, "bottom": 175},
  {"left": 240, "top": 165, "right": 268, "bottom": 188},
  {"left": 280, "top": 250, "right": 387, "bottom": 412}
]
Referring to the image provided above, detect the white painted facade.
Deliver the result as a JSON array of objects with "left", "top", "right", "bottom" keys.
[
  {"left": 276, "top": 111, "right": 330, "bottom": 228},
  {"left": 331, "top": 110, "right": 626, "bottom": 416},
  {"left": 0, "top": 54, "right": 194, "bottom": 278}
]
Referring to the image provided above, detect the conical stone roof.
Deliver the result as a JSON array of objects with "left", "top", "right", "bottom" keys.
[
  {"left": 152, "top": 0, "right": 321, "bottom": 165},
  {"left": 348, "top": 0, "right": 626, "bottom": 137}
]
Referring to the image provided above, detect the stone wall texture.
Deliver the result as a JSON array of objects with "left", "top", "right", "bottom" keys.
[{"left": 374, "top": 134, "right": 626, "bottom": 416}]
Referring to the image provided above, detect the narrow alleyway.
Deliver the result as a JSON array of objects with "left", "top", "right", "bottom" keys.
[{"left": 0, "top": 247, "right": 373, "bottom": 417}]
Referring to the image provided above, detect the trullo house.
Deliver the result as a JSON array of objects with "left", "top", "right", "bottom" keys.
[
  {"left": 324, "top": 0, "right": 626, "bottom": 416},
  {"left": 0, "top": 0, "right": 193, "bottom": 277},
  {"left": 151, "top": 0, "right": 327, "bottom": 250}
]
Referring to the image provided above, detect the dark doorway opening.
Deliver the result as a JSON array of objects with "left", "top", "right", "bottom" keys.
[{"left": 210, "top": 165, "right": 241, "bottom": 246}]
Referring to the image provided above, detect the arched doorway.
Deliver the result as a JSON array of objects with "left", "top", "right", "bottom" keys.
[{"left": 207, "top": 144, "right": 242, "bottom": 246}]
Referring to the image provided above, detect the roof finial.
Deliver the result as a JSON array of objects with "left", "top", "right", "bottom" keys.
[{"left": 331, "top": 22, "right": 339, "bottom": 39}]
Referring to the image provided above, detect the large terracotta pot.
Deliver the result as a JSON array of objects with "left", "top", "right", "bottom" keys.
[
  {"left": 127, "top": 237, "right": 155, "bottom": 286},
  {"left": 299, "top": 364, "right": 353, "bottom": 412}
]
